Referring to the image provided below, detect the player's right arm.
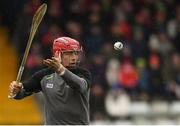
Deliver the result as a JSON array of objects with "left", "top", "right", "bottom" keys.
[
  {"left": 9, "top": 81, "right": 32, "bottom": 99},
  {"left": 9, "top": 67, "right": 53, "bottom": 99}
]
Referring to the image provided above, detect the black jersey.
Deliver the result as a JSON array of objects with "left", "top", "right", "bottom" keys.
[{"left": 14, "top": 67, "right": 91, "bottom": 125}]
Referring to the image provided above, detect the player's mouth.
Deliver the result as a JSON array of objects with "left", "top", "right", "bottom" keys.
[{"left": 69, "top": 63, "right": 76, "bottom": 66}]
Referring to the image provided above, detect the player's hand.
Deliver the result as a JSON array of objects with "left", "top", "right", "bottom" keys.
[
  {"left": 43, "top": 51, "right": 65, "bottom": 74},
  {"left": 9, "top": 81, "right": 22, "bottom": 95}
]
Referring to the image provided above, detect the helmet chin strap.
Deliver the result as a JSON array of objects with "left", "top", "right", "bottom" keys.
[{"left": 76, "top": 59, "right": 80, "bottom": 65}]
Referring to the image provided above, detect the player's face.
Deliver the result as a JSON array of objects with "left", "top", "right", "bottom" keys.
[{"left": 61, "top": 51, "right": 80, "bottom": 68}]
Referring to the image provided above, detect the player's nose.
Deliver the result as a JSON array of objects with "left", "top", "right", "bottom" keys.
[{"left": 71, "top": 53, "right": 78, "bottom": 61}]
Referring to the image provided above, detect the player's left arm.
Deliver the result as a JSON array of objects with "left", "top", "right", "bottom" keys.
[{"left": 60, "top": 68, "right": 91, "bottom": 93}]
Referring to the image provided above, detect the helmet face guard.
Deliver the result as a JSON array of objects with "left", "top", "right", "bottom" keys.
[{"left": 52, "top": 37, "right": 83, "bottom": 68}]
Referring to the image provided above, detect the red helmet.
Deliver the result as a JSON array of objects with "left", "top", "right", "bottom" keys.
[{"left": 52, "top": 37, "right": 82, "bottom": 55}]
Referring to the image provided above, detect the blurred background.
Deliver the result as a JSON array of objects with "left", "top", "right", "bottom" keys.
[{"left": 0, "top": 0, "right": 180, "bottom": 124}]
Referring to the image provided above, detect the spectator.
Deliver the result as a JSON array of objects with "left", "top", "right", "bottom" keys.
[
  {"left": 136, "top": 58, "right": 150, "bottom": 98},
  {"left": 105, "top": 58, "right": 120, "bottom": 88},
  {"left": 131, "top": 28, "right": 149, "bottom": 59},
  {"left": 26, "top": 42, "right": 43, "bottom": 77},
  {"left": 12, "top": 2, "right": 34, "bottom": 61},
  {"left": 105, "top": 88, "right": 130, "bottom": 119},
  {"left": 167, "top": 5, "right": 180, "bottom": 52},
  {"left": 167, "top": 52, "right": 180, "bottom": 99},
  {"left": 90, "top": 82, "right": 106, "bottom": 121},
  {"left": 148, "top": 53, "right": 164, "bottom": 98},
  {"left": 83, "top": 25, "right": 105, "bottom": 55},
  {"left": 66, "top": 20, "right": 82, "bottom": 40},
  {"left": 118, "top": 61, "right": 139, "bottom": 94}
]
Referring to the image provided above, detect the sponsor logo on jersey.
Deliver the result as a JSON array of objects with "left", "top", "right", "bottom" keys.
[
  {"left": 66, "top": 85, "right": 70, "bottom": 88},
  {"left": 46, "top": 83, "right": 53, "bottom": 88}
]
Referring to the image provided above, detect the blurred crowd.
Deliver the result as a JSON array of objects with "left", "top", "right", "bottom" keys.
[{"left": 1, "top": 0, "right": 180, "bottom": 122}]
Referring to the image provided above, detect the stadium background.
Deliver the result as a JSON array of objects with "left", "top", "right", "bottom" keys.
[{"left": 0, "top": 0, "right": 179, "bottom": 124}]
